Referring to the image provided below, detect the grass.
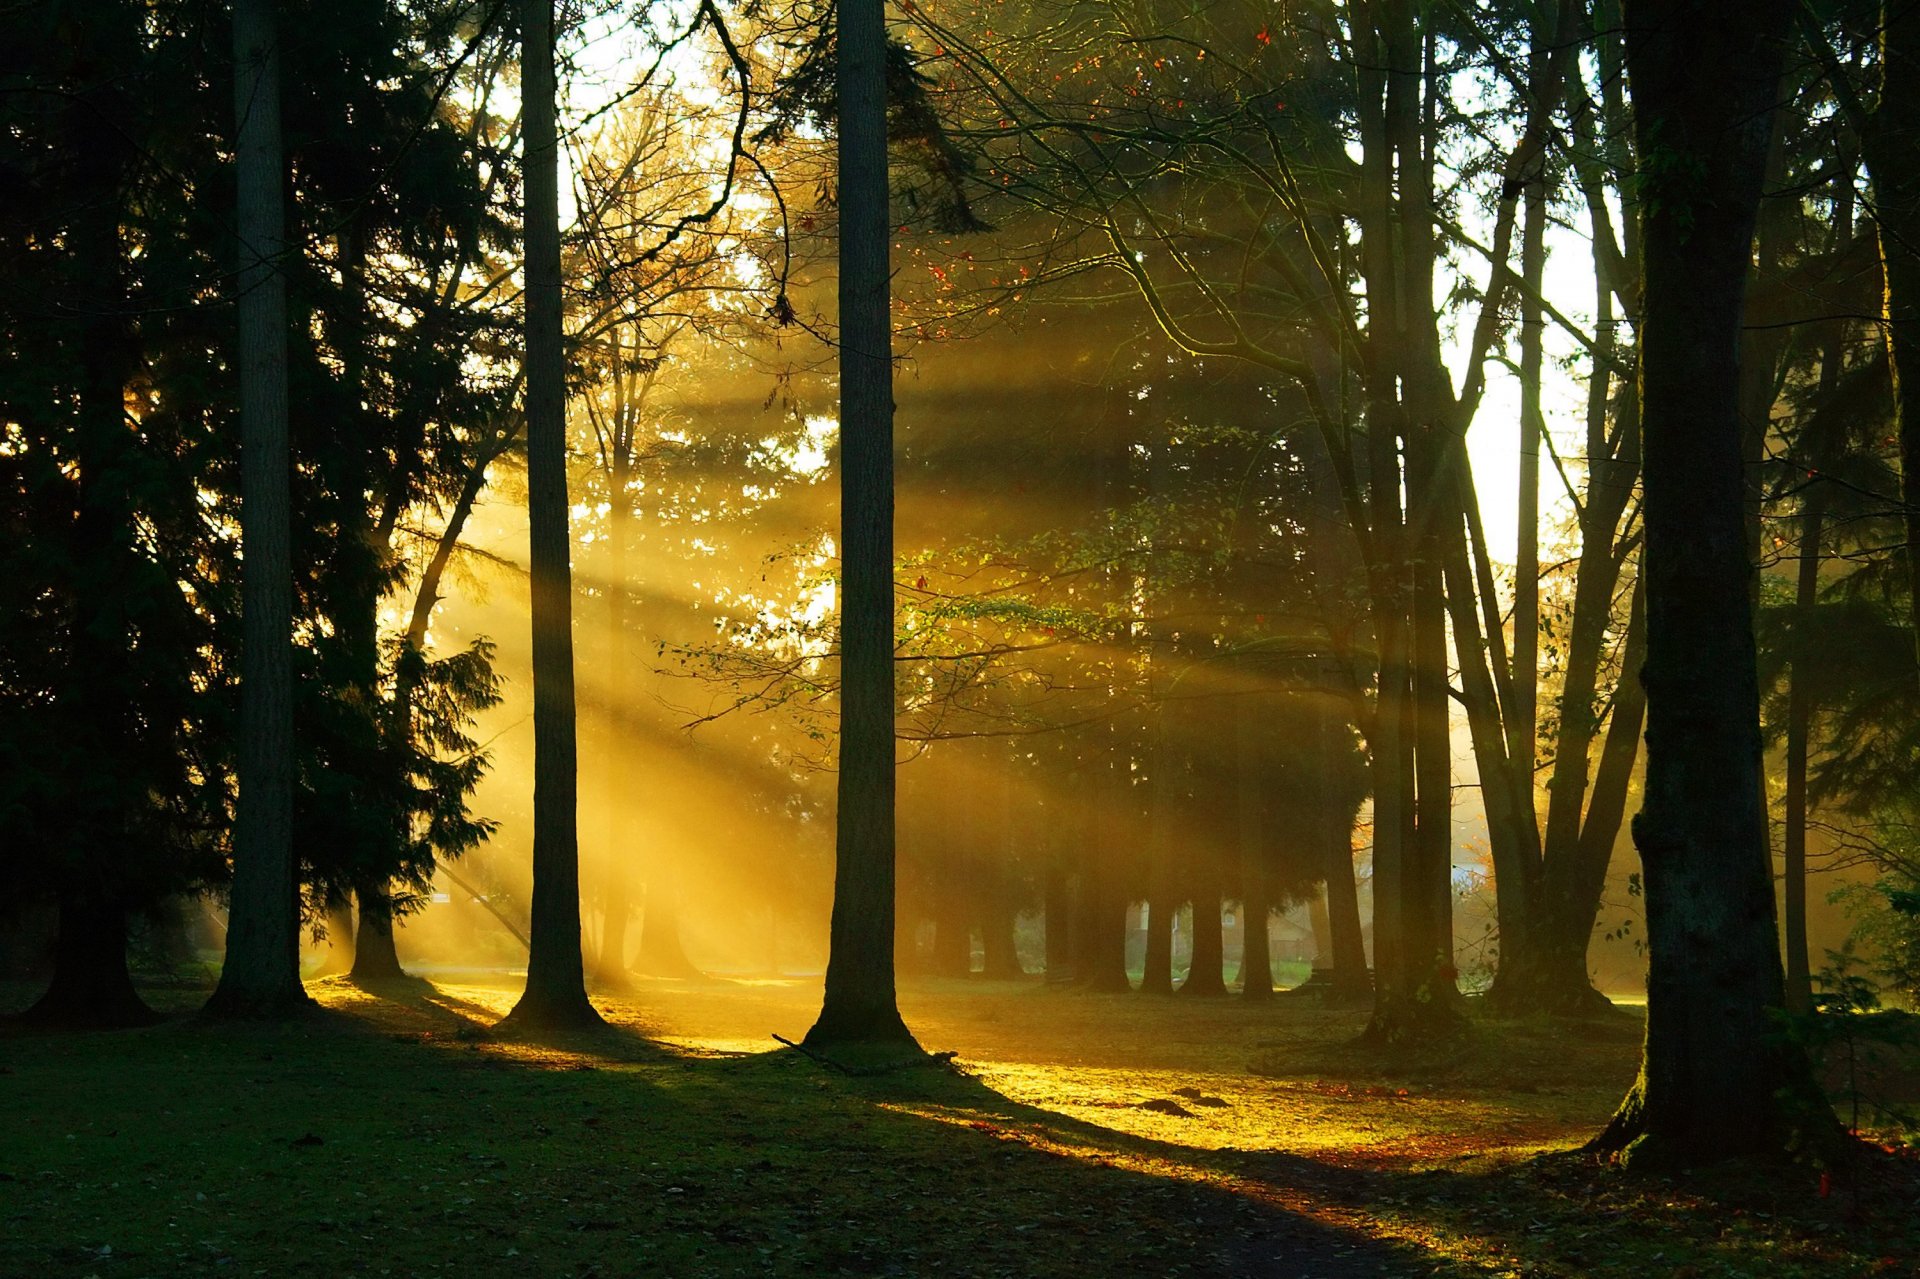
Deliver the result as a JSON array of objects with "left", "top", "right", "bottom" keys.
[{"left": 2, "top": 973, "right": 1916, "bottom": 1277}]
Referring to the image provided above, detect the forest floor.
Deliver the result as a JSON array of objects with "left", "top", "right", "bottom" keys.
[{"left": 3, "top": 973, "right": 1917, "bottom": 1278}]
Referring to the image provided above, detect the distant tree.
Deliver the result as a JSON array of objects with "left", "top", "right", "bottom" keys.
[
  {"left": 1590, "top": 0, "right": 1827, "bottom": 1165},
  {"left": 207, "top": 0, "right": 308, "bottom": 1019}
]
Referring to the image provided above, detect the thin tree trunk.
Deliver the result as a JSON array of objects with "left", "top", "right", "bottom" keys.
[
  {"left": 208, "top": 0, "right": 307, "bottom": 1018},
  {"left": 1513, "top": 63, "right": 1546, "bottom": 785},
  {"left": 502, "top": 0, "right": 600, "bottom": 1031},
  {"left": 1870, "top": 7, "right": 1920, "bottom": 665},
  {"left": 1238, "top": 696, "right": 1273, "bottom": 1001},
  {"left": 1782, "top": 501, "right": 1822, "bottom": 1016}
]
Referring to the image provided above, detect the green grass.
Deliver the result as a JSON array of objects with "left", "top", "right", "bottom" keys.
[{"left": 2, "top": 975, "right": 1915, "bottom": 1277}]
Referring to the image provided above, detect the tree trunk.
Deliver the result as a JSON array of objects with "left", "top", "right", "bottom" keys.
[
  {"left": 596, "top": 878, "right": 633, "bottom": 987},
  {"left": 1868, "top": 6, "right": 1920, "bottom": 666},
  {"left": 804, "top": 0, "right": 916, "bottom": 1049},
  {"left": 349, "top": 885, "right": 405, "bottom": 981},
  {"left": 1180, "top": 887, "right": 1227, "bottom": 997},
  {"left": 313, "top": 898, "right": 355, "bottom": 976},
  {"left": 1140, "top": 894, "right": 1175, "bottom": 995},
  {"left": 931, "top": 874, "right": 972, "bottom": 978},
  {"left": 1073, "top": 732, "right": 1135, "bottom": 991},
  {"left": 1781, "top": 501, "right": 1823, "bottom": 1016},
  {"left": 501, "top": 0, "right": 600, "bottom": 1032},
  {"left": 1239, "top": 896, "right": 1273, "bottom": 1001},
  {"left": 594, "top": 384, "right": 636, "bottom": 991},
  {"left": 1324, "top": 803, "right": 1372, "bottom": 1003},
  {"left": 1308, "top": 887, "right": 1333, "bottom": 972},
  {"left": 22, "top": 894, "right": 156, "bottom": 1028},
  {"left": 638, "top": 879, "right": 701, "bottom": 978},
  {"left": 979, "top": 882, "right": 1023, "bottom": 980},
  {"left": 208, "top": 0, "right": 308, "bottom": 1019},
  {"left": 1043, "top": 859, "right": 1072, "bottom": 981},
  {"left": 1592, "top": 0, "right": 1827, "bottom": 1164}
]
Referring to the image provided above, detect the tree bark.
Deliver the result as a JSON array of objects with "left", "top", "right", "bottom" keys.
[
  {"left": 1867, "top": 7, "right": 1920, "bottom": 665},
  {"left": 806, "top": 0, "right": 916, "bottom": 1044},
  {"left": 1043, "top": 858, "right": 1072, "bottom": 981},
  {"left": 501, "top": 0, "right": 601, "bottom": 1032},
  {"left": 208, "top": 0, "right": 308, "bottom": 1019},
  {"left": 1781, "top": 501, "right": 1823, "bottom": 1016},
  {"left": 1592, "top": 0, "right": 1827, "bottom": 1164},
  {"left": 22, "top": 894, "right": 157, "bottom": 1028},
  {"left": 1073, "top": 730, "right": 1136, "bottom": 991},
  {"left": 1180, "top": 888, "right": 1228, "bottom": 997},
  {"left": 1324, "top": 797, "right": 1373, "bottom": 1004},
  {"left": 1237, "top": 698, "right": 1272, "bottom": 1000},
  {"left": 349, "top": 885, "right": 405, "bottom": 982}
]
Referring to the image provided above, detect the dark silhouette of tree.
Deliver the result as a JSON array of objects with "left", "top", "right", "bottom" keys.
[
  {"left": 501, "top": 0, "right": 602, "bottom": 1031},
  {"left": 207, "top": 0, "right": 308, "bottom": 1019},
  {"left": 805, "top": 0, "right": 919, "bottom": 1050},
  {"left": 1589, "top": 0, "right": 1826, "bottom": 1165}
]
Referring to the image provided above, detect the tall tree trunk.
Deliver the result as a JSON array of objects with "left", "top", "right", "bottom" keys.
[
  {"left": 1513, "top": 92, "right": 1545, "bottom": 784},
  {"left": 1781, "top": 501, "right": 1823, "bottom": 1016},
  {"left": 1868, "top": 7, "right": 1920, "bottom": 664},
  {"left": 1592, "top": 0, "right": 1826, "bottom": 1164},
  {"left": 23, "top": 894, "right": 156, "bottom": 1028},
  {"left": 595, "top": 400, "right": 635, "bottom": 990},
  {"left": 805, "top": 0, "right": 915, "bottom": 1049},
  {"left": 45, "top": 70, "right": 154, "bottom": 1028},
  {"left": 209, "top": 0, "right": 307, "bottom": 1018},
  {"left": 502, "top": 0, "right": 600, "bottom": 1031}
]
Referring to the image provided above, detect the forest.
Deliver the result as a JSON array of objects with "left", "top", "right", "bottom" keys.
[{"left": 4, "top": 0, "right": 1920, "bottom": 1275}]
